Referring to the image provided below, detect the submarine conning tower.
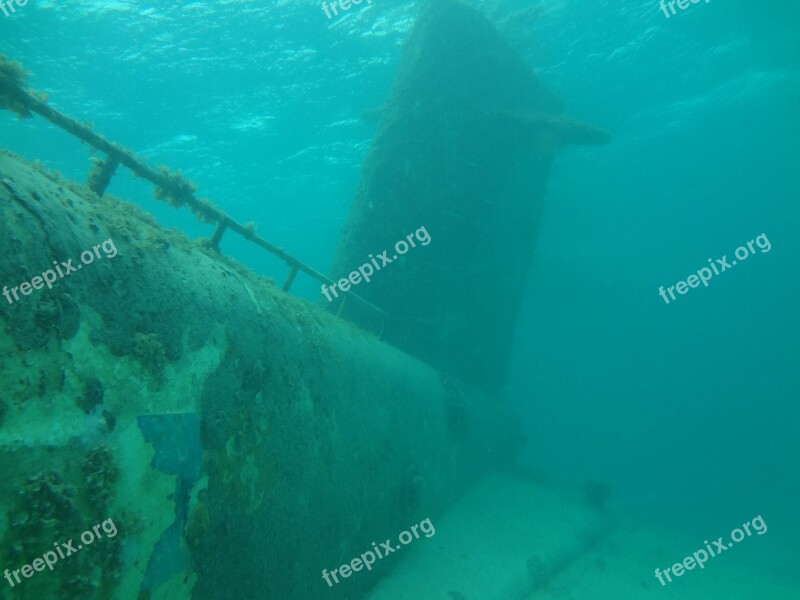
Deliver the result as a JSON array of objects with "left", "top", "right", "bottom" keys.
[{"left": 328, "top": 0, "right": 610, "bottom": 393}]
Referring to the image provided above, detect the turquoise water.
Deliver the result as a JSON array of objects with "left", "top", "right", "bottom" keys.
[{"left": 1, "top": 0, "right": 798, "bottom": 598}]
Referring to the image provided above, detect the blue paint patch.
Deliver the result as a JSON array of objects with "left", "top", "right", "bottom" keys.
[{"left": 136, "top": 413, "right": 202, "bottom": 593}]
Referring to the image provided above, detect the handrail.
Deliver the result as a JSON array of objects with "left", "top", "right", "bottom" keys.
[{"left": 0, "top": 55, "right": 387, "bottom": 332}]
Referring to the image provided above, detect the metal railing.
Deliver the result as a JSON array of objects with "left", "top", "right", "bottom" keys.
[{"left": 0, "top": 55, "right": 386, "bottom": 335}]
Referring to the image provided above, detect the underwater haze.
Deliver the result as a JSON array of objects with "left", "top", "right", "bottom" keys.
[{"left": 1, "top": 0, "right": 799, "bottom": 599}]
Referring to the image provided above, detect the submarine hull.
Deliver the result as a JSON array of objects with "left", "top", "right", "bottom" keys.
[{"left": 0, "top": 151, "right": 517, "bottom": 599}]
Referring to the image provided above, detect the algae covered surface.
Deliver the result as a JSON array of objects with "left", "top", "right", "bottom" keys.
[{"left": 0, "top": 151, "right": 515, "bottom": 599}]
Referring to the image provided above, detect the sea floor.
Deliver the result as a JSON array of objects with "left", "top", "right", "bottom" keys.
[{"left": 365, "top": 473, "right": 797, "bottom": 600}]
